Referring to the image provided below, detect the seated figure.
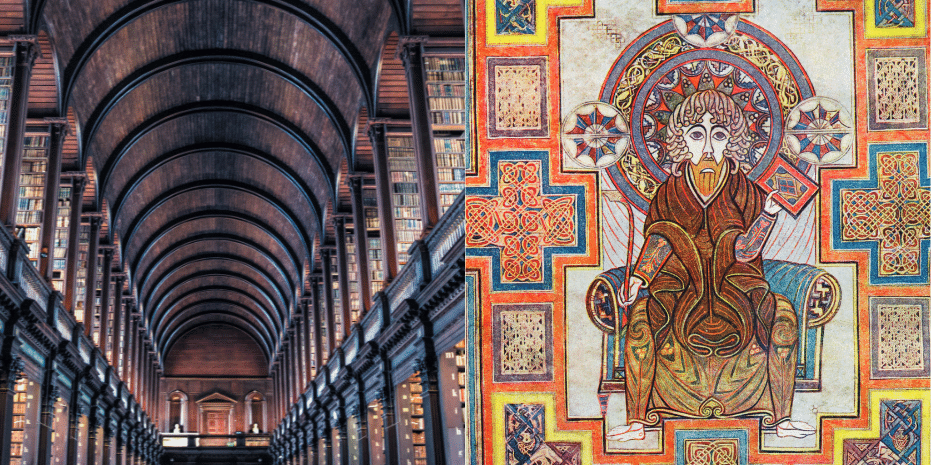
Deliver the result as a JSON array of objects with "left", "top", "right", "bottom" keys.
[{"left": 605, "top": 90, "right": 816, "bottom": 441}]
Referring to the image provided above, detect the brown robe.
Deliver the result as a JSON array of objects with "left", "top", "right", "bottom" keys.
[{"left": 625, "top": 161, "right": 798, "bottom": 426}]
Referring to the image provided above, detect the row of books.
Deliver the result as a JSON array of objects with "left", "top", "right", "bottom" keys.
[
  {"left": 392, "top": 182, "right": 419, "bottom": 194},
  {"left": 438, "top": 169, "right": 465, "bottom": 182},
  {"left": 431, "top": 110, "right": 465, "bottom": 126},
  {"left": 426, "top": 70, "right": 465, "bottom": 82},
  {"left": 388, "top": 158, "right": 417, "bottom": 172},
  {"left": 393, "top": 193, "right": 420, "bottom": 208},
  {"left": 19, "top": 185, "right": 44, "bottom": 197},
  {"left": 19, "top": 174, "right": 46, "bottom": 186},
  {"left": 21, "top": 159, "right": 47, "bottom": 172},
  {"left": 439, "top": 182, "right": 464, "bottom": 193},
  {"left": 434, "top": 138, "right": 465, "bottom": 154},
  {"left": 424, "top": 57, "right": 465, "bottom": 71},
  {"left": 436, "top": 151, "right": 465, "bottom": 166},
  {"left": 427, "top": 83, "right": 465, "bottom": 97},
  {"left": 427, "top": 96, "right": 465, "bottom": 110},
  {"left": 15, "top": 210, "right": 42, "bottom": 225},
  {"left": 391, "top": 171, "right": 417, "bottom": 183}
]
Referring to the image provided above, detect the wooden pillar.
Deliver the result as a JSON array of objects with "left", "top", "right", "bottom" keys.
[
  {"left": 64, "top": 177, "right": 86, "bottom": 313},
  {"left": 102, "top": 422, "right": 113, "bottom": 465},
  {"left": 83, "top": 216, "right": 101, "bottom": 334},
  {"left": 38, "top": 118, "right": 69, "bottom": 281},
  {"left": 321, "top": 249, "right": 336, "bottom": 356},
  {"left": 0, "top": 38, "right": 38, "bottom": 229},
  {"left": 398, "top": 36, "right": 440, "bottom": 232},
  {"left": 347, "top": 177, "right": 372, "bottom": 313},
  {"left": 355, "top": 377, "right": 370, "bottom": 465},
  {"left": 99, "top": 248, "right": 114, "bottom": 355},
  {"left": 416, "top": 356, "right": 446, "bottom": 465},
  {"left": 338, "top": 406, "right": 349, "bottom": 465},
  {"left": 115, "top": 424, "right": 124, "bottom": 465},
  {"left": 85, "top": 409, "right": 98, "bottom": 465},
  {"left": 292, "top": 325, "right": 301, "bottom": 397},
  {"left": 0, "top": 355, "right": 24, "bottom": 465},
  {"left": 379, "top": 355, "right": 398, "bottom": 465},
  {"left": 285, "top": 339, "right": 293, "bottom": 406},
  {"left": 334, "top": 217, "right": 353, "bottom": 336},
  {"left": 310, "top": 276, "right": 323, "bottom": 375},
  {"left": 36, "top": 361, "right": 58, "bottom": 465},
  {"left": 366, "top": 123, "right": 398, "bottom": 281}
]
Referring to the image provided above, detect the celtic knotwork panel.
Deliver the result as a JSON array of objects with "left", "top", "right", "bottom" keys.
[
  {"left": 493, "top": 304, "right": 553, "bottom": 382},
  {"left": 838, "top": 147, "right": 930, "bottom": 281},
  {"left": 870, "top": 297, "right": 931, "bottom": 379},
  {"left": 684, "top": 439, "right": 739, "bottom": 465},
  {"left": 489, "top": 56, "right": 549, "bottom": 138},
  {"left": 468, "top": 151, "right": 587, "bottom": 291},
  {"left": 867, "top": 48, "right": 928, "bottom": 131},
  {"left": 504, "top": 403, "right": 582, "bottom": 465},
  {"left": 843, "top": 400, "right": 922, "bottom": 465}
]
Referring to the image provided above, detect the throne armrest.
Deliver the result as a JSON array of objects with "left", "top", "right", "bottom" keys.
[{"left": 762, "top": 259, "right": 841, "bottom": 328}]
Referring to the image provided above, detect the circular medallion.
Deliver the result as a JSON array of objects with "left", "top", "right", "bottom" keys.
[
  {"left": 784, "top": 97, "right": 853, "bottom": 165},
  {"left": 561, "top": 102, "right": 631, "bottom": 169},
  {"left": 673, "top": 14, "right": 739, "bottom": 48}
]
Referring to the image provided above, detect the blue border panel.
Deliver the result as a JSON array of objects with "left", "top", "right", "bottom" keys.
[
  {"left": 467, "top": 150, "right": 588, "bottom": 292},
  {"left": 674, "top": 429, "right": 749, "bottom": 465},
  {"left": 831, "top": 142, "right": 930, "bottom": 285}
]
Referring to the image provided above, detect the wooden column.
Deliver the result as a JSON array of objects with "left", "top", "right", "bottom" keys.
[
  {"left": 36, "top": 362, "right": 58, "bottom": 465},
  {"left": 321, "top": 250, "right": 337, "bottom": 357},
  {"left": 354, "top": 379, "right": 370, "bottom": 465},
  {"left": 99, "top": 248, "right": 114, "bottom": 355},
  {"left": 83, "top": 216, "right": 101, "bottom": 333},
  {"left": 338, "top": 406, "right": 349, "bottom": 465},
  {"left": 115, "top": 424, "right": 124, "bottom": 465},
  {"left": 398, "top": 36, "right": 440, "bottom": 232},
  {"left": 347, "top": 176, "right": 372, "bottom": 311},
  {"left": 292, "top": 324, "right": 301, "bottom": 396},
  {"left": 0, "top": 355, "right": 23, "bottom": 465},
  {"left": 102, "top": 422, "right": 113, "bottom": 465},
  {"left": 334, "top": 217, "right": 353, "bottom": 336},
  {"left": 284, "top": 339, "right": 293, "bottom": 405},
  {"left": 38, "top": 118, "right": 69, "bottom": 281},
  {"left": 309, "top": 277, "right": 323, "bottom": 377},
  {"left": 85, "top": 410, "right": 97, "bottom": 465},
  {"left": 64, "top": 177, "right": 85, "bottom": 313},
  {"left": 0, "top": 38, "right": 38, "bottom": 229},
  {"left": 366, "top": 123, "right": 398, "bottom": 281}
]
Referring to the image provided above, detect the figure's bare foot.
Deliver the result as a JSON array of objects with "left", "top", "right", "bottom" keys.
[
  {"left": 606, "top": 422, "right": 645, "bottom": 441},
  {"left": 776, "top": 420, "right": 816, "bottom": 438}
]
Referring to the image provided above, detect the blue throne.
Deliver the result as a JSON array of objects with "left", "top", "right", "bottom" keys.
[{"left": 586, "top": 260, "right": 841, "bottom": 394}]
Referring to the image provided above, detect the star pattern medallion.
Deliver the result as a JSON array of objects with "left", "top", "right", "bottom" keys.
[
  {"left": 785, "top": 97, "right": 854, "bottom": 164},
  {"left": 561, "top": 102, "right": 630, "bottom": 169}
]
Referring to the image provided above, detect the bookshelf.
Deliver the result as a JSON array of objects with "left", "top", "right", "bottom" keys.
[
  {"left": 51, "top": 183, "right": 71, "bottom": 292},
  {"left": 346, "top": 229, "right": 361, "bottom": 324},
  {"left": 330, "top": 256, "right": 343, "bottom": 345},
  {"left": 74, "top": 223, "right": 89, "bottom": 323},
  {"left": 424, "top": 55, "right": 466, "bottom": 214},
  {"left": 92, "top": 261, "right": 103, "bottom": 345},
  {"left": 363, "top": 184, "right": 384, "bottom": 297},
  {"left": 0, "top": 53, "right": 13, "bottom": 173},
  {"left": 11, "top": 378, "right": 27, "bottom": 465},
  {"left": 386, "top": 134, "right": 421, "bottom": 267},
  {"left": 16, "top": 133, "right": 50, "bottom": 267},
  {"left": 396, "top": 376, "right": 426, "bottom": 465},
  {"left": 332, "top": 427, "right": 342, "bottom": 465}
]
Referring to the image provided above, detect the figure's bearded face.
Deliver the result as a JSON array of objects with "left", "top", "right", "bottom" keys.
[{"left": 685, "top": 112, "right": 730, "bottom": 167}]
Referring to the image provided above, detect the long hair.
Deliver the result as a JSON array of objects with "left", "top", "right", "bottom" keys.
[{"left": 666, "top": 90, "right": 752, "bottom": 175}]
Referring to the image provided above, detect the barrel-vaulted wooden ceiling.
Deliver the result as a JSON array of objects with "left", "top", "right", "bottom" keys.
[{"left": 4, "top": 0, "right": 463, "bottom": 370}]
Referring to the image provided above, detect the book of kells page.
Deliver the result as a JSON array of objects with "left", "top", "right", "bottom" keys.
[{"left": 465, "top": 0, "right": 929, "bottom": 464}]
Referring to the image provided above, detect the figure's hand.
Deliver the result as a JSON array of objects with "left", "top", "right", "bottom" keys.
[
  {"left": 763, "top": 190, "right": 782, "bottom": 215},
  {"left": 621, "top": 277, "right": 644, "bottom": 306}
]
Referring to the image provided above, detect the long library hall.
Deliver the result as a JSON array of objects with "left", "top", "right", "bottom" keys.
[{"left": 0, "top": 1, "right": 466, "bottom": 464}]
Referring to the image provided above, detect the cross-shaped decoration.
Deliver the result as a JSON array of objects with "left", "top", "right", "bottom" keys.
[
  {"left": 468, "top": 151, "right": 587, "bottom": 291},
  {"left": 834, "top": 143, "right": 930, "bottom": 284}
]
